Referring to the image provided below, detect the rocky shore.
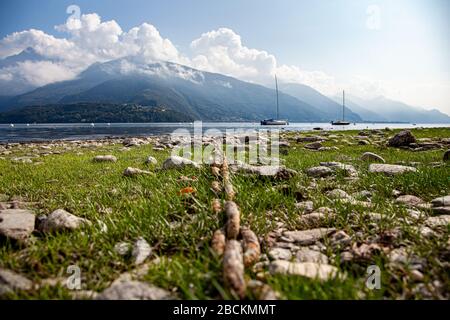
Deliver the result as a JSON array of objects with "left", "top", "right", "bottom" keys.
[{"left": 0, "top": 128, "right": 449, "bottom": 299}]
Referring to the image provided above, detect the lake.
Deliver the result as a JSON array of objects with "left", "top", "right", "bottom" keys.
[{"left": 1, "top": 122, "right": 449, "bottom": 142}]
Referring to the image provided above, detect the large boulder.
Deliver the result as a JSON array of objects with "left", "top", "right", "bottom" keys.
[{"left": 388, "top": 130, "right": 416, "bottom": 147}]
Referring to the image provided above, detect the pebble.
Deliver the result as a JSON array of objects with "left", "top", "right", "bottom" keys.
[
  {"left": 282, "top": 228, "right": 335, "bottom": 245},
  {"left": 269, "top": 260, "right": 340, "bottom": 281},
  {"left": 268, "top": 248, "right": 292, "bottom": 260},
  {"left": 145, "top": 156, "right": 158, "bottom": 165},
  {"left": 39, "top": 209, "right": 91, "bottom": 233},
  {"left": 361, "top": 152, "right": 385, "bottom": 163},
  {"left": 0, "top": 209, "right": 35, "bottom": 241},
  {"left": 306, "top": 166, "right": 333, "bottom": 178},
  {"left": 93, "top": 155, "right": 117, "bottom": 162},
  {"left": 123, "top": 167, "right": 153, "bottom": 176},
  {"left": 294, "top": 201, "right": 314, "bottom": 213},
  {"left": 162, "top": 156, "right": 200, "bottom": 169},
  {"left": 369, "top": 164, "right": 417, "bottom": 175},
  {"left": 395, "top": 195, "right": 424, "bottom": 207},
  {"left": 295, "top": 248, "right": 328, "bottom": 264},
  {"left": 132, "top": 237, "right": 152, "bottom": 265},
  {"left": 0, "top": 268, "right": 33, "bottom": 295},
  {"left": 96, "top": 280, "right": 173, "bottom": 300},
  {"left": 114, "top": 242, "right": 131, "bottom": 256}
]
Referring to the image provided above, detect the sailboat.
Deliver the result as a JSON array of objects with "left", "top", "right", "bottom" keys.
[
  {"left": 261, "top": 75, "right": 289, "bottom": 126},
  {"left": 331, "top": 90, "right": 350, "bottom": 126}
]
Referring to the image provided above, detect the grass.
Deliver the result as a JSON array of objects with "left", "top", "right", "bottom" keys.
[{"left": 0, "top": 127, "right": 449, "bottom": 299}]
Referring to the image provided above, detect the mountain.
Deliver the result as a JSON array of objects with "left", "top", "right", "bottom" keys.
[
  {"left": 344, "top": 95, "right": 450, "bottom": 123},
  {"left": 1, "top": 57, "right": 330, "bottom": 122},
  {"left": 0, "top": 47, "right": 49, "bottom": 97},
  {"left": 278, "top": 83, "right": 361, "bottom": 122},
  {"left": 330, "top": 95, "right": 387, "bottom": 122}
]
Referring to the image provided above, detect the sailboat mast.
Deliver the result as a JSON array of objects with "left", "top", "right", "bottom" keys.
[
  {"left": 342, "top": 90, "right": 345, "bottom": 121},
  {"left": 275, "top": 75, "right": 279, "bottom": 119}
]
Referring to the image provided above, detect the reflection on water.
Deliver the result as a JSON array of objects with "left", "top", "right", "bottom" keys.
[{"left": 0, "top": 122, "right": 449, "bottom": 142}]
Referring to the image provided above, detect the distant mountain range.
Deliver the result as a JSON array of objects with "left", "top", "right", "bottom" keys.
[{"left": 0, "top": 48, "right": 449, "bottom": 123}]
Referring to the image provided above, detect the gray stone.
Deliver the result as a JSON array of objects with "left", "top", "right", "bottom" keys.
[
  {"left": 306, "top": 166, "right": 333, "bottom": 178},
  {"left": 269, "top": 260, "right": 340, "bottom": 281},
  {"left": 93, "top": 155, "right": 117, "bottom": 162},
  {"left": 114, "top": 242, "right": 131, "bottom": 256},
  {"left": 329, "top": 230, "right": 351, "bottom": 247},
  {"left": 319, "top": 162, "right": 358, "bottom": 177},
  {"left": 283, "top": 228, "right": 335, "bottom": 245},
  {"left": 431, "top": 195, "right": 450, "bottom": 207},
  {"left": 369, "top": 164, "right": 417, "bottom": 175},
  {"left": 39, "top": 209, "right": 91, "bottom": 233},
  {"left": 425, "top": 215, "right": 450, "bottom": 228},
  {"left": 388, "top": 130, "right": 416, "bottom": 147},
  {"left": 326, "top": 189, "right": 351, "bottom": 199},
  {"left": 305, "top": 142, "right": 322, "bottom": 150},
  {"left": 96, "top": 280, "right": 173, "bottom": 300},
  {"left": 361, "top": 152, "right": 385, "bottom": 163},
  {"left": 395, "top": 195, "right": 424, "bottom": 207},
  {"left": 145, "top": 156, "right": 158, "bottom": 165},
  {"left": 0, "top": 209, "right": 35, "bottom": 241},
  {"left": 123, "top": 167, "right": 153, "bottom": 177},
  {"left": 268, "top": 248, "right": 292, "bottom": 260},
  {"left": 295, "top": 248, "right": 328, "bottom": 264},
  {"left": 162, "top": 156, "right": 200, "bottom": 169},
  {"left": 132, "top": 237, "right": 152, "bottom": 265},
  {"left": 0, "top": 268, "right": 33, "bottom": 295},
  {"left": 294, "top": 201, "right": 314, "bottom": 213}
]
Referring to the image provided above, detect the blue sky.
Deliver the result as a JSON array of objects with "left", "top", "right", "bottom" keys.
[{"left": 0, "top": 0, "right": 449, "bottom": 113}]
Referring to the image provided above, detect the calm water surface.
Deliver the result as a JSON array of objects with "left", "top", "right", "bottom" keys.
[{"left": 0, "top": 122, "right": 449, "bottom": 142}]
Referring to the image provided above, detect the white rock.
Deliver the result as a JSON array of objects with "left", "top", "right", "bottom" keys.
[
  {"left": 295, "top": 248, "right": 328, "bottom": 264},
  {"left": 369, "top": 164, "right": 417, "bottom": 175},
  {"left": 295, "top": 201, "right": 314, "bottom": 213},
  {"left": 39, "top": 209, "right": 91, "bottom": 233},
  {"left": 0, "top": 268, "right": 33, "bottom": 295},
  {"left": 268, "top": 248, "right": 292, "bottom": 260},
  {"left": 132, "top": 237, "right": 152, "bottom": 265},
  {"left": 360, "top": 152, "right": 385, "bottom": 163},
  {"left": 162, "top": 156, "right": 200, "bottom": 169},
  {"left": 114, "top": 242, "right": 131, "bottom": 256},
  {"left": 283, "top": 228, "right": 335, "bottom": 245},
  {"left": 93, "top": 155, "right": 117, "bottom": 162},
  {"left": 269, "top": 260, "right": 340, "bottom": 281},
  {"left": 96, "top": 280, "right": 173, "bottom": 300},
  {"left": 123, "top": 167, "right": 153, "bottom": 177},
  {"left": 0, "top": 209, "right": 35, "bottom": 241},
  {"left": 395, "top": 195, "right": 424, "bottom": 207},
  {"left": 425, "top": 215, "right": 450, "bottom": 228},
  {"left": 145, "top": 156, "right": 158, "bottom": 165},
  {"left": 326, "top": 189, "right": 351, "bottom": 199}
]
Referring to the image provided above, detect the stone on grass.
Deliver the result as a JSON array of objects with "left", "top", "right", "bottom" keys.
[
  {"left": 268, "top": 248, "right": 292, "bottom": 261},
  {"left": 123, "top": 167, "right": 153, "bottom": 177},
  {"left": 425, "top": 215, "right": 450, "bottom": 228},
  {"left": 93, "top": 155, "right": 117, "bottom": 162},
  {"left": 132, "top": 237, "right": 152, "bottom": 265},
  {"left": 0, "top": 268, "right": 33, "bottom": 295},
  {"left": 39, "top": 209, "right": 91, "bottom": 233},
  {"left": 304, "top": 142, "right": 322, "bottom": 150},
  {"left": 269, "top": 260, "right": 340, "bottom": 281},
  {"left": 162, "top": 156, "right": 200, "bottom": 169},
  {"left": 145, "top": 156, "right": 157, "bottom": 165},
  {"left": 96, "top": 280, "right": 173, "bottom": 300},
  {"left": 114, "top": 242, "right": 131, "bottom": 256},
  {"left": 295, "top": 248, "right": 328, "bottom": 264},
  {"left": 319, "top": 162, "right": 358, "bottom": 177},
  {"left": 395, "top": 195, "right": 424, "bottom": 207},
  {"left": 361, "top": 152, "right": 385, "bottom": 163},
  {"left": 295, "top": 201, "right": 314, "bottom": 213},
  {"left": 282, "top": 228, "right": 335, "bottom": 245},
  {"left": 326, "top": 189, "right": 351, "bottom": 200},
  {"left": 369, "top": 164, "right": 417, "bottom": 175},
  {"left": 388, "top": 130, "right": 416, "bottom": 147},
  {"left": 306, "top": 166, "right": 333, "bottom": 178},
  {"left": 431, "top": 196, "right": 450, "bottom": 207},
  {"left": 0, "top": 209, "right": 35, "bottom": 241}
]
